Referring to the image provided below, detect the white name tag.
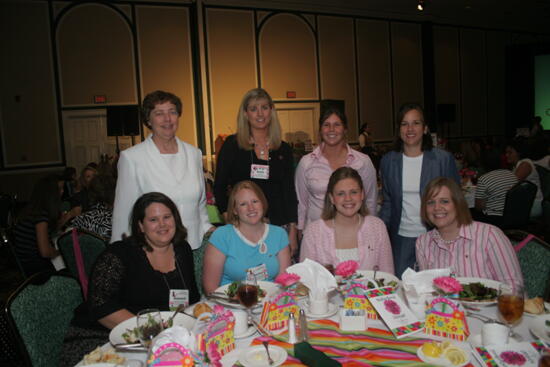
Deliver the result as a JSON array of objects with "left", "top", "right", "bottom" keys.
[
  {"left": 247, "top": 263, "right": 268, "bottom": 282},
  {"left": 250, "top": 164, "right": 269, "bottom": 180},
  {"left": 168, "top": 289, "right": 189, "bottom": 311}
]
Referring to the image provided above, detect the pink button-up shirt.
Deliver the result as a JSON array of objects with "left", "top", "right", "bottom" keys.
[
  {"left": 416, "top": 221, "right": 523, "bottom": 290},
  {"left": 300, "top": 216, "right": 394, "bottom": 274},
  {"left": 295, "top": 144, "right": 377, "bottom": 230}
]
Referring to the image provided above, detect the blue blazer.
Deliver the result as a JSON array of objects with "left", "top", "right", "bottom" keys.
[{"left": 379, "top": 148, "right": 460, "bottom": 236}]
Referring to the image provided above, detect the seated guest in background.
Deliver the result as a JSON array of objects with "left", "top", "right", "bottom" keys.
[
  {"left": 203, "top": 181, "right": 291, "bottom": 295},
  {"left": 87, "top": 192, "right": 200, "bottom": 329},
  {"left": 70, "top": 174, "right": 116, "bottom": 240},
  {"left": 505, "top": 138, "right": 543, "bottom": 218},
  {"left": 13, "top": 174, "right": 70, "bottom": 276},
  {"left": 69, "top": 164, "right": 98, "bottom": 215},
  {"left": 473, "top": 156, "right": 518, "bottom": 226},
  {"left": 416, "top": 177, "right": 523, "bottom": 291},
  {"left": 61, "top": 166, "right": 77, "bottom": 201},
  {"left": 300, "top": 167, "right": 394, "bottom": 274}
]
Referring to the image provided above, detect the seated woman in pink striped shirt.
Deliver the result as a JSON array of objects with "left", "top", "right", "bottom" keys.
[
  {"left": 416, "top": 177, "right": 523, "bottom": 290},
  {"left": 300, "top": 167, "right": 394, "bottom": 274}
]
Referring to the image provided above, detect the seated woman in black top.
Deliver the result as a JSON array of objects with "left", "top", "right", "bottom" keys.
[
  {"left": 14, "top": 174, "right": 70, "bottom": 276},
  {"left": 88, "top": 192, "right": 200, "bottom": 329}
]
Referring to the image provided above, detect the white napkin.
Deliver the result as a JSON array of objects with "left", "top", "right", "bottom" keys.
[
  {"left": 286, "top": 258, "right": 337, "bottom": 300},
  {"left": 401, "top": 267, "right": 452, "bottom": 303},
  {"left": 151, "top": 325, "right": 196, "bottom": 353}
]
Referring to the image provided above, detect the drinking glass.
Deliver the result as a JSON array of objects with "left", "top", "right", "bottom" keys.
[
  {"left": 136, "top": 308, "right": 164, "bottom": 348},
  {"left": 237, "top": 272, "right": 259, "bottom": 319},
  {"left": 497, "top": 284, "right": 524, "bottom": 339}
]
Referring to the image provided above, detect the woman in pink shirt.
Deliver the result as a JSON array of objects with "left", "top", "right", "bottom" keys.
[
  {"left": 416, "top": 177, "right": 523, "bottom": 291},
  {"left": 300, "top": 167, "right": 394, "bottom": 273}
]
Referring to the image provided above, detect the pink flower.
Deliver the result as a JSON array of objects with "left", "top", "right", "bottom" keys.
[
  {"left": 500, "top": 351, "right": 527, "bottom": 365},
  {"left": 433, "top": 276, "right": 463, "bottom": 294},
  {"left": 207, "top": 343, "right": 222, "bottom": 367},
  {"left": 275, "top": 273, "right": 300, "bottom": 287},
  {"left": 335, "top": 260, "right": 359, "bottom": 278},
  {"left": 212, "top": 304, "right": 225, "bottom": 314},
  {"left": 383, "top": 299, "right": 401, "bottom": 315}
]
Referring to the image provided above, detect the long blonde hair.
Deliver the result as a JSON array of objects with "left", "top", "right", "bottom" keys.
[{"left": 236, "top": 88, "right": 282, "bottom": 150}]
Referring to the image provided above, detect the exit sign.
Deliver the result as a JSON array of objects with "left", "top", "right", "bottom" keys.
[
  {"left": 94, "top": 95, "right": 107, "bottom": 103},
  {"left": 286, "top": 91, "right": 296, "bottom": 98}
]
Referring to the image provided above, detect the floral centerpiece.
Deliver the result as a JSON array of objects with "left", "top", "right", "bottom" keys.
[
  {"left": 274, "top": 272, "right": 300, "bottom": 291},
  {"left": 459, "top": 168, "right": 477, "bottom": 186},
  {"left": 433, "top": 276, "right": 463, "bottom": 298},
  {"left": 335, "top": 260, "right": 360, "bottom": 286}
]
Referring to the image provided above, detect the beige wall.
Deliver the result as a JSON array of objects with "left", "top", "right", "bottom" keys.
[{"left": 1, "top": 0, "right": 542, "bottom": 198}]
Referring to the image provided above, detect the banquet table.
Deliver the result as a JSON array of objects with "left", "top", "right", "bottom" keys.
[{"left": 76, "top": 293, "right": 542, "bottom": 367}]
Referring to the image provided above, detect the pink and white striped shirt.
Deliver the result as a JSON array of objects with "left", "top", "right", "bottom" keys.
[{"left": 415, "top": 221, "right": 523, "bottom": 290}]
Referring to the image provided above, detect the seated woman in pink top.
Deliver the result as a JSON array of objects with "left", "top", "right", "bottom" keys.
[
  {"left": 416, "top": 177, "right": 523, "bottom": 291},
  {"left": 300, "top": 167, "right": 394, "bottom": 273}
]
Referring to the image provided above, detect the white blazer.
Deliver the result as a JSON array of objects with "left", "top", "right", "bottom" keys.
[{"left": 111, "top": 135, "right": 211, "bottom": 249}]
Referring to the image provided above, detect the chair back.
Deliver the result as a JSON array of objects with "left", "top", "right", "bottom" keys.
[
  {"left": 506, "top": 230, "right": 550, "bottom": 298},
  {"left": 192, "top": 232, "right": 212, "bottom": 296},
  {"left": 5, "top": 271, "right": 83, "bottom": 367},
  {"left": 57, "top": 229, "right": 107, "bottom": 281},
  {"left": 500, "top": 180, "right": 537, "bottom": 229},
  {"left": 1, "top": 228, "right": 27, "bottom": 279},
  {"left": 535, "top": 164, "right": 550, "bottom": 200}
]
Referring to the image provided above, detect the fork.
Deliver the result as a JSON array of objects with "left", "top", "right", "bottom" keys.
[{"left": 262, "top": 340, "right": 274, "bottom": 365}]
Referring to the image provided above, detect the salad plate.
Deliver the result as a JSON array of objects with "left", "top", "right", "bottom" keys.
[
  {"left": 109, "top": 311, "right": 195, "bottom": 345},
  {"left": 211, "top": 281, "right": 278, "bottom": 309},
  {"left": 456, "top": 277, "right": 505, "bottom": 307}
]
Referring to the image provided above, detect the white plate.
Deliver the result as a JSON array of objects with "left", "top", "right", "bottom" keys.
[
  {"left": 528, "top": 313, "right": 550, "bottom": 343},
  {"left": 212, "top": 281, "right": 279, "bottom": 309},
  {"left": 109, "top": 311, "right": 196, "bottom": 345},
  {"left": 235, "top": 325, "right": 258, "bottom": 339},
  {"left": 417, "top": 344, "right": 471, "bottom": 367},
  {"left": 457, "top": 277, "right": 504, "bottom": 307},
  {"left": 239, "top": 345, "right": 288, "bottom": 367},
  {"left": 304, "top": 302, "right": 339, "bottom": 319}
]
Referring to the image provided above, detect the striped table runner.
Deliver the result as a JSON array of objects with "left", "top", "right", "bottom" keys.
[{"left": 247, "top": 319, "right": 474, "bottom": 367}]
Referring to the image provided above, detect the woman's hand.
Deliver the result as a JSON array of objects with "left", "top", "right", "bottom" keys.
[
  {"left": 98, "top": 309, "right": 134, "bottom": 330},
  {"left": 202, "top": 243, "right": 226, "bottom": 295}
]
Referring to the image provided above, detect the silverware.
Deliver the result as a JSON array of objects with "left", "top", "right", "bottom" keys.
[
  {"left": 113, "top": 343, "right": 148, "bottom": 352},
  {"left": 262, "top": 341, "right": 274, "bottom": 366},
  {"left": 466, "top": 311, "right": 493, "bottom": 322},
  {"left": 167, "top": 304, "right": 186, "bottom": 325},
  {"left": 373, "top": 265, "right": 379, "bottom": 282},
  {"left": 250, "top": 318, "right": 272, "bottom": 337},
  {"left": 206, "top": 294, "right": 240, "bottom": 304}
]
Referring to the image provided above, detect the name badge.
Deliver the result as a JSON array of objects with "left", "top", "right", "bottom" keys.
[
  {"left": 169, "top": 289, "right": 189, "bottom": 311},
  {"left": 247, "top": 264, "right": 268, "bottom": 282},
  {"left": 250, "top": 164, "right": 269, "bottom": 180}
]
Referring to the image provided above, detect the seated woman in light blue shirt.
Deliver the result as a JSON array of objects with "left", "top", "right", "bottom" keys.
[{"left": 202, "top": 181, "right": 291, "bottom": 294}]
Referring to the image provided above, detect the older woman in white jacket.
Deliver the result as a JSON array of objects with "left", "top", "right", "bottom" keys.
[{"left": 111, "top": 90, "right": 212, "bottom": 249}]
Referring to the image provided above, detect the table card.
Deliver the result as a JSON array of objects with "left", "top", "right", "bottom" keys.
[
  {"left": 196, "top": 307, "right": 235, "bottom": 357},
  {"left": 473, "top": 341, "right": 545, "bottom": 367},
  {"left": 342, "top": 282, "right": 378, "bottom": 320},
  {"left": 260, "top": 291, "right": 300, "bottom": 331},
  {"left": 424, "top": 296, "right": 470, "bottom": 341},
  {"left": 365, "top": 286, "right": 424, "bottom": 339}
]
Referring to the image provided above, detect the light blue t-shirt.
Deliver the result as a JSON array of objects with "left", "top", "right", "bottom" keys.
[{"left": 209, "top": 223, "right": 289, "bottom": 286}]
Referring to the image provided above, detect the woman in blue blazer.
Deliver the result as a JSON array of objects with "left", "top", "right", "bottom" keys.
[{"left": 379, "top": 103, "right": 460, "bottom": 277}]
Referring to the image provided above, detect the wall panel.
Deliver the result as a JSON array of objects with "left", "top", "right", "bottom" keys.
[
  {"left": 486, "top": 30, "right": 508, "bottom": 136},
  {"left": 318, "top": 16, "right": 358, "bottom": 139},
  {"left": 433, "top": 26, "right": 461, "bottom": 137},
  {"left": 460, "top": 28, "right": 487, "bottom": 136},
  {"left": 137, "top": 6, "right": 196, "bottom": 145},
  {"left": 356, "top": 19, "right": 393, "bottom": 141},
  {"left": 57, "top": 3, "right": 136, "bottom": 106},
  {"left": 260, "top": 14, "right": 318, "bottom": 100},
  {"left": 0, "top": 1, "right": 61, "bottom": 167},
  {"left": 391, "top": 22, "right": 423, "bottom": 117},
  {"left": 206, "top": 9, "right": 256, "bottom": 138}
]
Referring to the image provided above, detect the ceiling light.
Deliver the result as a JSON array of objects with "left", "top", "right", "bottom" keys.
[{"left": 417, "top": 0, "right": 425, "bottom": 11}]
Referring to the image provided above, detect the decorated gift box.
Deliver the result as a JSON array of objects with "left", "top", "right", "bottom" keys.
[
  {"left": 424, "top": 277, "right": 470, "bottom": 341},
  {"left": 260, "top": 291, "right": 300, "bottom": 331},
  {"left": 147, "top": 342, "right": 215, "bottom": 367},
  {"left": 196, "top": 306, "right": 235, "bottom": 357},
  {"left": 342, "top": 282, "right": 379, "bottom": 320}
]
